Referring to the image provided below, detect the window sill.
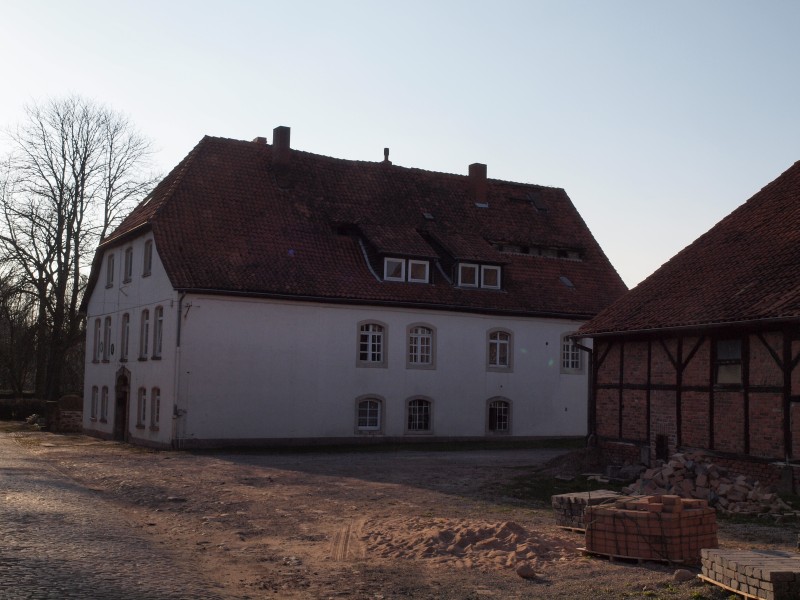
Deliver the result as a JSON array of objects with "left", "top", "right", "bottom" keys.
[
  {"left": 404, "top": 430, "right": 434, "bottom": 436},
  {"left": 90, "top": 417, "right": 97, "bottom": 422},
  {"left": 406, "top": 363, "right": 436, "bottom": 370},
  {"left": 487, "top": 366, "right": 513, "bottom": 373},
  {"left": 356, "top": 362, "right": 387, "bottom": 369},
  {"left": 101, "top": 359, "right": 110, "bottom": 364},
  {"left": 123, "top": 278, "right": 132, "bottom": 284},
  {"left": 151, "top": 356, "right": 162, "bottom": 361},
  {"left": 119, "top": 358, "right": 127, "bottom": 363},
  {"left": 92, "top": 359, "right": 99, "bottom": 364},
  {"left": 135, "top": 424, "right": 145, "bottom": 429},
  {"left": 138, "top": 357, "right": 148, "bottom": 362},
  {"left": 105, "top": 283, "right": 113, "bottom": 289},
  {"left": 142, "top": 272, "right": 151, "bottom": 278},
  {"left": 149, "top": 425, "right": 160, "bottom": 432},
  {"left": 99, "top": 418, "right": 107, "bottom": 423}
]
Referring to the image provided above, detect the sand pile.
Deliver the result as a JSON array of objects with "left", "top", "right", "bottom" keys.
[{"left": 363, "top": 517, "right": 579, "bottom": 572}]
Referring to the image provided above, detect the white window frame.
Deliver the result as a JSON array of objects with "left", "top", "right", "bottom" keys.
[
  {"left": 136, "top": 387, "right": 146, "bottom": 427},
  {"left": 407, "top": 324, "right": 435, "bottom": 369},
  {"left": 487, "top": 398, "right": 511, "bottom": 434},
  {"left": 481, "top": 265, "right": 501, "bottom": 289},
  {"left": 383, "top": 257, "right": 406, "bottom": 282},
  {"left": 92, "top": 318, "right": 101, "bottom": 362},
  {"left": 90, "top": 386, "right": 98, "bottom": 420},
  {"left": 102, "top": 316, "right": 112, "bottom": 362},
  {"left": 139, "top": 309, "right": 150, "bottom": 359},
  {"left": 406, "top": 397, "right": 433, "bottom": 434},
  {"left": 142, "top": 240, "right": 153, "bottom": 276},
  {"left": 150, "top": 387, "right": 160, "bottom": 429},
  {"left": 123, "top": 247, "right": 133, "bottom": 283},
  {"left": 561, "top": 335, "right": 583, "bottom": 374},
  {"left": 357, "top": 321, "right": 387, "bottom": 367},
  {"left": 487, "top": 328, "right": 513, "bottom": 371},
  {"left": 106, "top": 253, "right": 115, "bottom": 287},
  {"left": 408, "top": 260, "right": 429, "bottom": 283},
  {"left": 120, "top": 313, "right": 130, "bottom": 361},
  {"left": 152, "top": 306, "right": 163, "bottom": 359},
  {"left": 355, "top": 396, "right": 384, "bottom": 434},
  {"left": 458, "top": 263, "right": 479, "bottom": 287},
  {"left": 100, "top": 386, "right": 109, "bottom": 422}
]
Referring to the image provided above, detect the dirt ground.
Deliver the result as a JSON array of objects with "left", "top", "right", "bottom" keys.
[{"left": 8, "top": 425, "right": 800, "bottom": 599}]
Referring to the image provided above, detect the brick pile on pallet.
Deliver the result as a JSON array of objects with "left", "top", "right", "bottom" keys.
[
  {"left": 623, "top": 452, "right": 794, "bottom": 516},
  {"left": 700, "top": 548, "right": 800, "bottom": 600},
  {"left": 551, "top": 490, "right": 622, "bottom": 530},
  {"left": 584, "top": 495, "right": 717, "bottom": 564}
]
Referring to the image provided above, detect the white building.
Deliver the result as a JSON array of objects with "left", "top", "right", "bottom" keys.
[{"left": 82, "top": 127, "right": 626, "bottom": 448}]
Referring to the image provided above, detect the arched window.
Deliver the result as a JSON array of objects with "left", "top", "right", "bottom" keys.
[
  {"left": 487, "top": 329, "right": 513, "bottom": 370},
  {"left": 406, "top": 397, "right": 433, "bottom": 433},
  {"left": 150, "top": 387, "right": 161, "bottom": 428},
  {"left": 487, "top": 398, "right": 511, "bottom": 434},
  {"left": 355, "top": 396, "right": 384, "bottom": 433},
  {"left": 120, "top": 313, "right": 130, "bottom": 361},
  {"left": 139, "top": 309, "right": 150, "bottom": 359},
  {"left": 357, "top": 321, "right": 386, "bottom": 367},
  {"left": 152, "top": 306, "right": 164, "bottom": 358},
  {"left": 407, "top": 324, "right": 435, "bottom": 368}
]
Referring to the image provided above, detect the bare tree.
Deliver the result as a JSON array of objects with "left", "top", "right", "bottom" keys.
[{"left": 0, "top": 96, "right": 158, "bottom": 401}]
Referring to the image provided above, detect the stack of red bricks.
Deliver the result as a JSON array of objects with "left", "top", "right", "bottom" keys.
[
  {"left": 585, "top": 495, "right": 717, "bottom": 564},
  {"left": 551, "top": 490, "right": 622, "bottom": 530},
  {"left": 624, "top": 452, "right": 793, "bottom": 515},
  {"left": 700, "top": 548, "right": 800, "bottom": 600}
]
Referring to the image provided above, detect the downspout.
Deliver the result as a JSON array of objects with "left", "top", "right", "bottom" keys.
[
  {"left": 570, "top": 336, "right": 595, "bottom": 446},
  {"left": 172, "top": 292, "right": 186, "bottom": 449}
]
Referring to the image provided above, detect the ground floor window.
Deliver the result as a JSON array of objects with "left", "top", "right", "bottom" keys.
[
  {"left": 487, "top": 398, "right": 511, "bottom": 433},
  {"left": 406, "top": 398, "right": 432, "bottom": 433},
  {"left": 356, "top": 397, "right": 383, "bottom": 433},
  {"left": 136, "top": 388, "right": 147, "bottom": 427},
  {"left": 90, "top": 386, "right": 98, "bottom": 420},
  {"left": 100, "top": 386, "right": 109, "bottom": 422},
  {"left": 150, "top": 387, "right": 160, "bottom": 429}
]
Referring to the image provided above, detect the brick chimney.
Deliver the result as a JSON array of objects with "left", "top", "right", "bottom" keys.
[
  {"left": 273, "top": 126, "right": 291, "bottom": 163},
  {"left": 469, "top": 163, "right": 487, "bottom": 203}
]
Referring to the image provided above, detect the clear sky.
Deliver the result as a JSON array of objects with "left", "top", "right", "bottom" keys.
[{"left": 2, "top": 0, "right": 798, "bottom": 288}]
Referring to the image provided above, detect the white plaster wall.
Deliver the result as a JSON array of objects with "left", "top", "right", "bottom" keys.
[
  {"left": 176, "top": 295, "right": 590, "bottom": 442},
  {"left": 82, "top": 234, "right": 177, "bottom": 447}
]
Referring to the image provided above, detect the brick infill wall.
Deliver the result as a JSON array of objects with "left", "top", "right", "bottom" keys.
[{"left": 585, "top": 495, "right": 717, "bottom": 564}]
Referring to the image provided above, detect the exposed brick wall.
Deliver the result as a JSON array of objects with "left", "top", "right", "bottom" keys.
[
  {"left": 793, "top": 403, "right": 800, "bottom": 458},
  {"left": 650, "top": 340, "right": 677, "bottom": 386},
  {"left": 598, "top": 440, "right": 641, "bottom": 465},
  {"left": 683, "top": 338, "right": 710, "bottom": 386},
  {"left": 749, "top": 332, "right": 783, "bottom": 387},
  {"left": 596, "top": 388, "right": 619, "bottom": 438},
  {"left": 622, "top": 342, "right": 648, "bottom": 384},
  {"left": 748, "top": 393, "right": 784, "bottom": 458},
  {"left": 593, "top": 328, "right": 798, "bottom": 470},
  {"left": 713, "top": 392, "right": 745, "bottom": 454},
  {"left": 620, "top": 389, "right": 647, "bottom": 441},
  {"left": 597, "top": 341, "right": 621, "bottom": 385},
  {"left": 681, "top": 391, "right": 710, "bottom": 448}
]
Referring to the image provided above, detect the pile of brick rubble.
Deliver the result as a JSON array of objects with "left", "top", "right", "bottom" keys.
[{"left": 622, "top": 452, "right": 794, "bottom": 516}]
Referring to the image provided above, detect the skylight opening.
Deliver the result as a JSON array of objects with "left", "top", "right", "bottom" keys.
[{"left": 559, "top": 276, "right": 575, "bottom": 289}]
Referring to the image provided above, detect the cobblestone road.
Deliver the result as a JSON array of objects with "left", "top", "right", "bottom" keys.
[{"left": 0, "top": 432, "right": 227, "bottom": 600}]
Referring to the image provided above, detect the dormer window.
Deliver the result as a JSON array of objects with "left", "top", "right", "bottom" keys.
[
  {"left": 383, "top": 258, "right": 430, "bottom": 283},
  {"left": 384, "top": 258, "right": 405, "bottom": 281},
  {"left": 408, "top": 260, "right": 429, "bottom": 283},
  {"left": 458, "top": 263, "right": 479, "bottom": 287},
  {"left": 481, "top": 265, "right": 501, "bottom": 289}
]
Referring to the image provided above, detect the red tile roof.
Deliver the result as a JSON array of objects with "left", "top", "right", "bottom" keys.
[
  {"left": 89, "top": 134, "right": 626, "bottom": 318},
  {"left": 580, "top": 160, "right": 800, "bottom": 335}
]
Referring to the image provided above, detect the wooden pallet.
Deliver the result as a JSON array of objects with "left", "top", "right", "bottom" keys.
[
  {"left": 556, "top": 525, "right": 586, "bottom": 533},
  {"left": 697, "top": 574, "right": 757, "bottom": 600},
  {"left": 579, "top": 547, "right": 688, "bottom": 565}
]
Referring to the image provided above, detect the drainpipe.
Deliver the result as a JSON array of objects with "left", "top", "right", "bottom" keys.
[
  {"left": 570, "top": 335, "right": 595, "bottom": 446},
  {"left": 172, "top": 292, "right": 186, "bottom": 449}
]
